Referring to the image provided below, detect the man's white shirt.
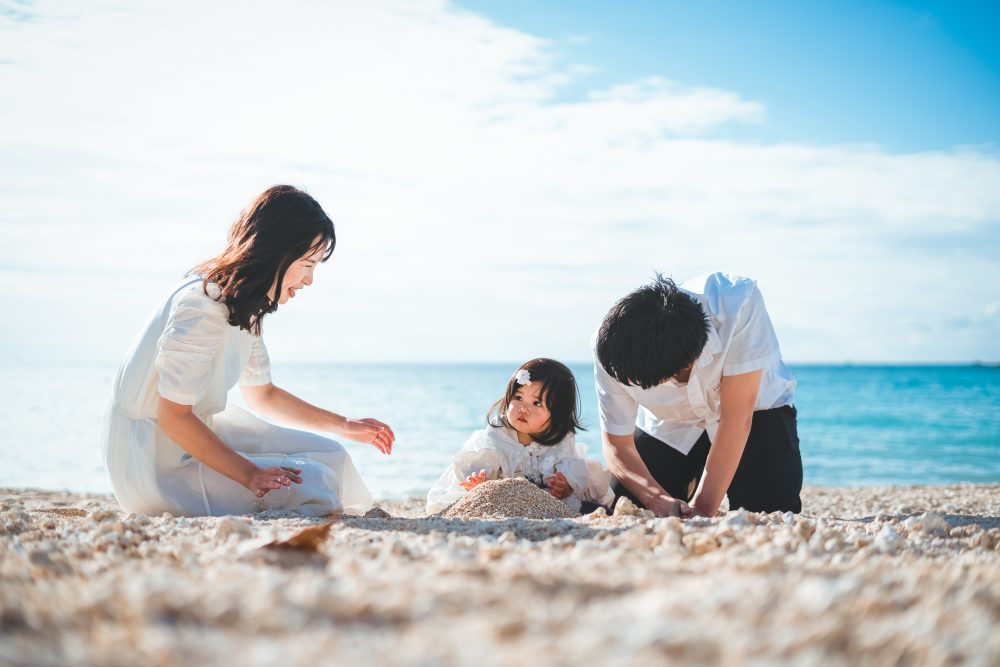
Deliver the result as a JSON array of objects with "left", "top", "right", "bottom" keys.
[{"left": 593, "top": 272, "right": 796, "bottom": 455}]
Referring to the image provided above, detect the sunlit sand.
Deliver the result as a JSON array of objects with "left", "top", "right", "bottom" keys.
[{"left": 2, "top": 484, "right": 998, "bottom": 666}]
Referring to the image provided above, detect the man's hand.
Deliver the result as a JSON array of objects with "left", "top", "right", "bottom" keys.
[
  {"left": 603, "top": 432, "right": 680, "bottom": 515},
  {"left": 646, "top": 494, "right": 691, "bottom": 518},
  {"left": 681, "top": 504, "right": 709, "bottom": 518}
]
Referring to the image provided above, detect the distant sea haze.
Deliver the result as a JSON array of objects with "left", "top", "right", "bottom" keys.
[{"left": 3, "top": 363, "right": 998, "bottom": 500}]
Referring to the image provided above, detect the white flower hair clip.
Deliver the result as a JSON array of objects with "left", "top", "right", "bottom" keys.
[{"left": 514, "top": 369, "right": 532, "bottom": 386}]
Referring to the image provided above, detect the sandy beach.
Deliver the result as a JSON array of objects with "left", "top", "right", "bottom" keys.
[{"left": 2, "top": 483, "right": 998, "bottom": 667}]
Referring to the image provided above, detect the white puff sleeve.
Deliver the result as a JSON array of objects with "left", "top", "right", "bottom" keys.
[
  {"left": 155, "top": 288, "right": 227, "bottom": 406},
  {"left": 425, "top": 429, "right": 503, "bottom": 515},
  {"left": 239, "top": 335, "right": 272, "bottom": 386}
]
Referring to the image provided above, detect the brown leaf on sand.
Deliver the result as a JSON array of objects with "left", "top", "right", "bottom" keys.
[{"left": 263, "top": 521, "right": 335, "bottom": 553}]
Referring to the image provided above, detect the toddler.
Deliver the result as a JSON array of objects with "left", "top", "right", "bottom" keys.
[{"left": 426, "top": 358, "right": 614, "bottom": 514}]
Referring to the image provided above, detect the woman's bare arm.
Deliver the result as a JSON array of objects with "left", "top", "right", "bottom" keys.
[
  {"left": 157, "top": 396, "right": 301, "bottom": 497},
  {"left": 240, "top": 383, "right": 395, "bottom": 454}
]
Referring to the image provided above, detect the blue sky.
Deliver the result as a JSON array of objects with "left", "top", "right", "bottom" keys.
[
  {"left": 0, "top": 0, "right": 998, "bottom": 365},
  {"left": 460, "top": 0, "right": 1000, "bottom": 150}
]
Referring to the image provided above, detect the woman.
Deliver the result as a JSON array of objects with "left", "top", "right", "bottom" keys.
[{"left": 102, "top": 185, "right": 394, "bottom": 517}]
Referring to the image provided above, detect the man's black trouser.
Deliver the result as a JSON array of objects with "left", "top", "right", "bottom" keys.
[{"left": 612, "top": 405, "right": 803, "bottom": 513}]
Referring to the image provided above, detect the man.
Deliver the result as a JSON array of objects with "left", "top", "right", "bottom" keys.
[{"left": 593, "top": 272, "right": 801, "bottom": 517}]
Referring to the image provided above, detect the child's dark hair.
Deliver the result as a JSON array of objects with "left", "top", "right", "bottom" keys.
[
  {"left": 596, "top": 274, "right": 710, "bottom": 389},
  {"left": 487, "top": 358, "right": 585, "bottom": 445}
]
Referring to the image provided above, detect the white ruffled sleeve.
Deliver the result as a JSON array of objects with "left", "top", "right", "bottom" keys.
[
  {"left": 547, "top": 434, "right": 590, "bottom": 499},
  {"left": 425, "top": 429, "right": 503, "bottom": 515},
  {"left": 239, "top": 335, "right": 272, "bottom": 386},
  {"left": 155, "top": 287, "right": 227, "bottom": 406}
]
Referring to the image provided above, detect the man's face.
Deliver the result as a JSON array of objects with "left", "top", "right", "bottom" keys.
[{"left": 661, "top": 361, "right": 695, "bottom": 385}]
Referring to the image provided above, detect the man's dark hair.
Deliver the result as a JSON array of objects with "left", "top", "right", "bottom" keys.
[{"left": 596, "top": 274, "right": 710, "bottom": 389}]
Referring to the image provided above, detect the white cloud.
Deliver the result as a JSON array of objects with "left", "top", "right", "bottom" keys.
[{"left": 1, "top": 0, "right": 998, "bottom": 365}]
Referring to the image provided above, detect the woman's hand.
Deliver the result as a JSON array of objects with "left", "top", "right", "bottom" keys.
[
  {"left": 460, "top": 469, "right": 488, "bottom": 491},
  {"left": 341, "top": 418, "right": 395, "bottom": 454},
  {"left": 247, "top": 466, "right": 303, "bottom": 498},
  {"left": 545, "top": 471, "right": 572, "bottom": 499}
]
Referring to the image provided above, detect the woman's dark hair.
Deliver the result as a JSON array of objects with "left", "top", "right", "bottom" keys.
[
  {"left": 596, "top": 274, "right": 710, "bottom": 389},
  {"left": 191, "top": 185, "right": 335, "bottom": 335},
  {"left": 487, "top": 358, "right": 585, "bottom": 446}
]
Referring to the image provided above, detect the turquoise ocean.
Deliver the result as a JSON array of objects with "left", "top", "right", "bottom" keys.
[{"left": 2, "top": 363, "right": 998, "bottom": 501}]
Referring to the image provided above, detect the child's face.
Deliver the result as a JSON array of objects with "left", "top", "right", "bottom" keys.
[{"left": 505, "top": 382, "right": 551, "bottom": 439}]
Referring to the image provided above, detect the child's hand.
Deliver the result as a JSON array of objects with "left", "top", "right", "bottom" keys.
[
  {"left": 545, "top": 471, "right": 572, "bottom": 499},
  {"left": 460, "top": 469, "right": 488, "bottom": 491}
]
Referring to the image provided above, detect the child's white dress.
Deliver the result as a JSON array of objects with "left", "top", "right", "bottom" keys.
[
  {"left": 426, "top": 426, "right": 614, "bottom": 514},
  {"left": 101, "top": 277, "right": 373, "bottom": 517}
]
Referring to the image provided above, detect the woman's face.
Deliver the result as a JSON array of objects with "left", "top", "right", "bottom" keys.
[
  {"left": 269, "top": 238, "right": 327, "bottom": 305},
  {"left": 505, "top": 381, "right": 551, "bottom": 439}
]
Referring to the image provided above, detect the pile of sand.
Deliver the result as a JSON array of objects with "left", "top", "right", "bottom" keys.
[{"left": 441, "top": 477, "right": 579, "bottom": 519}]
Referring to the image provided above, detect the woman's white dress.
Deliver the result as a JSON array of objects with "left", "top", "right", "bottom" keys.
[
  {"left": 426, "top": 426, "right": 614, "bottom": 514},
  {"left": 101, "top": 277, "right": 372, "bottom": 517}
]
